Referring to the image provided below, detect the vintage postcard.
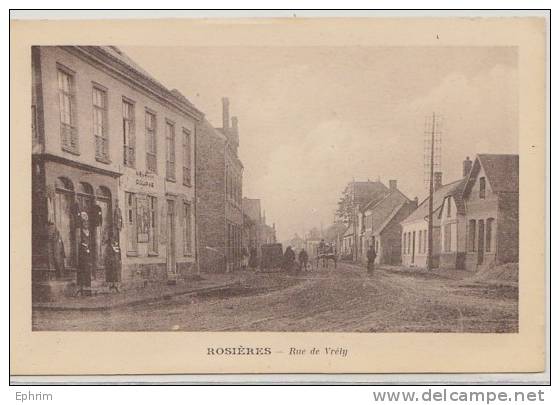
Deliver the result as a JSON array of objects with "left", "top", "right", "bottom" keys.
[{"left": 10, "top": 14, "right": 547, "bottom": 377}]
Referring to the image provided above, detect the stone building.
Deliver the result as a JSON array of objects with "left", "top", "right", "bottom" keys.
[
  {"left": 343, "top": 180, "right": 390, "bottom": 261},
  {"left": 359, "top": 180, "right": 417, "bottom": 265},
  {"left": 437, "top": 158, "right": 471, "bottom": 269},
  {"left": 31, "top": 46, "right": 202, "bottom": 301},
  {"left": 462, "top": 154, "right": 519, "bottom": 271},
  {"left": 400, "top": 172, "right": 463, "bottom": 268},
  {"left": 242, "top": 198, "right": 276, "bottom": 262},
  {"left": 196, "top": 98, "right": 243, "bottom": 273}
]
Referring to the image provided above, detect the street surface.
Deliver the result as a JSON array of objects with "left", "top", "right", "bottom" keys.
[{"left": 33, "top": 262, "right": 518, "bottom": 332}]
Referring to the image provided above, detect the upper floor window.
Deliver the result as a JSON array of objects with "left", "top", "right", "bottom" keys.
[
  {"left": 57, "top": 67, "right": 78, "bottom": 153},
  {"left": 122, "top": 99, "right": 135, "bottom": 167},
  {"left": 182, "top": 128, "right": 192, "bottom": 186},
  {"left": 92, "top": 85, "right": 109, "bottom": 161},
  {"left": 479, "top": 177, "right": 486, "bottom": 199},
  {"left": 145, "top": 111, "right": 157, "bottom": 173},
  {"left": 165, "top": 121, "right": 176, "bottom": 181}
]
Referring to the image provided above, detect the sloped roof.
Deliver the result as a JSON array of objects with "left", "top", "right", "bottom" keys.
[
  {"left": 401, "top": 179, "right": 465, "bottom": 225},
  {"left": 343, "top": 226, "right": 353, "bottom": 238},
  {"left": 477, "top": 154, "right": 519, "bottom": 193},
  {"left": 365, "top": 189, "right": 410, "bottom": 234},
  {"left": 348, "top": 181, "right": 389, "bottom": 209},
  {"left": 86, "top": 46, "right": 202, "bottom": 117}
]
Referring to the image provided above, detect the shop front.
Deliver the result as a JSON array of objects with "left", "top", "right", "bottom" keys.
[{"left": 32, "top": 155, "right": 121, "bottom": 301}]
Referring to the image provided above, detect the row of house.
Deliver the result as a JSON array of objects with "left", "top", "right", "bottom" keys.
[
  {"left": 31, "top": 46, "right": 275, "bottom": 301},
  {"left": 338, "top": 155, "right": 519, "bottom": 272}
]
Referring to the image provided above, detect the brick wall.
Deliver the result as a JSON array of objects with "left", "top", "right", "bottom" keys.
[
  {"left": 196, "top": 120, "right": 227, "bottom": 272},
  {"left": 497, "top": 192, "right": 519, "bottom": 263}
]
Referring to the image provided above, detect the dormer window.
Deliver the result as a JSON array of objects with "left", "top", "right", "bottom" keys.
[{"left": 479, "top": 177, "right": 486, "bottom": 199}]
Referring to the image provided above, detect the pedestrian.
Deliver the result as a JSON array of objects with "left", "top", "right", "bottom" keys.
[
  {"left": 283, "top": 245, "right": 296, "bottom": 272},
  {"left": 76, "top": 211, "right": 92, "bottom": 296},
  {"left": 249, "top": 246, "right": 258, "bottom": 270},
  {"left": 298, "top": 249, "right": 309, "bottom": 272},
  {"left": 366, "top": 244, "right": 377, "bottom": 275},
  {"left": 104, "top": 234, "right": 122, "bottom": 293},
  {"left": 241, "top": 247, "right": 249, "bottom": 270}
]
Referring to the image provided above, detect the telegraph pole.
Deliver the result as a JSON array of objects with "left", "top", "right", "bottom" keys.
[
  {"left": 424, "top": 112, "right": 442, "bottom": 270},
  {"left": 427, "top": 113, "right": 435, "bottom": 270}
]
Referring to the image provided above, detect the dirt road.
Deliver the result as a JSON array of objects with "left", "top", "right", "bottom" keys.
[{"left": 32, "top": 263, "right": 518, "bottom": 332}]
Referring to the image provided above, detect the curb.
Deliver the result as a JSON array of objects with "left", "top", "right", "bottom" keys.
[{"left": 32, "top": 281, "right": 241, "bottom": 312}]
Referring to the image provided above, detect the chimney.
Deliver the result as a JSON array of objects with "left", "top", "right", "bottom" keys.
[
  {"left": 434, "top": 171, "right": 443, "bottom": 191},
  {"left": 389, "top": 180, "right": 397, "bottom": 191},
  {"left": 222, "top": 97, "right": 230, "bottom": 131},
  {"left": 463, "top": 156, "right": 472, "bottom": 177}
]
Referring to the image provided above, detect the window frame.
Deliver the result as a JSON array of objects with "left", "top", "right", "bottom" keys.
[
  {"left": 479, "top": 177, "right": 486, "bottom": 199},
  {"left": 56, "top": 64, "right": 79, "bottom": 154},
  {"left": 165, "top": 120, "right": 176, "bottom": 181},
  {"left": 122, "top": 97, "right": 136, "bottom": 168},
  {"left": 182, "top": 128, "right": 192, "bottom": 186},
  {"left": 92, "top": 83, "right": 110, "bottom": 163},
  {"left": 145, "top": 109, "right": 158, "bottom": 174}
]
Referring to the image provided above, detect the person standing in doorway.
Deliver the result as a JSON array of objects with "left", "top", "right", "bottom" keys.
[{"left": 76, "top": 211, "right": 92, "bottom": 296}]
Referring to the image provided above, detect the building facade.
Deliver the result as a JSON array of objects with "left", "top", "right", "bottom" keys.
[
  {"left": 437, "top": 158, "right": 471, "bottom": 270},
  {"left": 359, "top": 181, "right": 417, "bottom": 265},
  {"left": 400, "top": 173, "right": 463, "bottom": 268},
  {"left": 196, "top": 98, "right": 244, "bottom": 273},
  {"left": 344, "top": 180, "right": 390, "bottom": 261},
  {"left": 462, "top": 154, "right": 519, "bottom": 271},
  {"left": 31, "top": 46, "right": 202, "bottom": 301}
]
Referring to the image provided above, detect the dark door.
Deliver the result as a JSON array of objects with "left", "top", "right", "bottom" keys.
[{"left": 477, "top": 219, "right": 485, "bottom": 265}]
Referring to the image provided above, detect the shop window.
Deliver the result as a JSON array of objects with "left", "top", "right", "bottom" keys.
[
  {"left": 126, "top": 192, "right": 137, "bottom": 255},
  {"left": 486, "top": 218, "right": 494, "bottom": 252},
  {"left": 57, "top": 66, "right": 78, "bottom": 153},
  {"left": 93, "top": 85, "right": 109, "bottom": 161},
  {"left": 149, "top": 196, "right": 158, "bottom": 254},
  {"left": 166, "top": 121, "right": 176, "bottom": 181},
  {"left": 122, "top": 98, "right": 135, "bottom": 167}
]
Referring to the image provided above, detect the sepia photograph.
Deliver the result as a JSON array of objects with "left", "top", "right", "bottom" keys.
[
  {"left": 10, "top": 14, "right": 547, "bottom": 378},
  {"left": 30, "top": 44, "right": 519, "bottom": 333}
]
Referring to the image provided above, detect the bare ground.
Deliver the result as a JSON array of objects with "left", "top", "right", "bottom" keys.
[{"left": 32, "top": 262, "right": 518, "bottom": 332}]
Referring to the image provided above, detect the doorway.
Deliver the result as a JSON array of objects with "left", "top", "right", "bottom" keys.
[{"left": 166, "top": 199, "right": 177, "bottom": 279}]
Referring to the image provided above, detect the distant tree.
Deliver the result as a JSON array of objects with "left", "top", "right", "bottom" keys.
[
  {"left": 335, "top": 188, "right": 354, "bottom": 224},
  {"left": 307, "top": 227, "right": 321, "bottom": 240}
]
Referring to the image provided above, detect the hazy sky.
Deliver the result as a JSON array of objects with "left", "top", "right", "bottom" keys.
[{"left": 122, "top": 46, "right": 518, "bottom": 242}]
